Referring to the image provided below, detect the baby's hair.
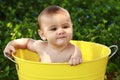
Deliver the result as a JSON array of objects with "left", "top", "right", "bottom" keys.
[{"left": 38, "top": 5, "right": 70, "bottom": 28}]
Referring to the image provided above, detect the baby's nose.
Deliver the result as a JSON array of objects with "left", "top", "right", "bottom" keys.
[{"left": 57, "top": 29, "right": 65, "bottom": 35}]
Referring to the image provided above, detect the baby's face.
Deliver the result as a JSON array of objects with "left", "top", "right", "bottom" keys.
[{"left": 40, "top": 13, "right": 73, "bottom": 46}]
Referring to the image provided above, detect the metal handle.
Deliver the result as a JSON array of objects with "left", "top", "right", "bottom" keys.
[
  {"left": 4, "top": 52, "right": 16, "bottom": 63},
  {"left": 109, "top": 45, "right": 118, "bottom": 59}
]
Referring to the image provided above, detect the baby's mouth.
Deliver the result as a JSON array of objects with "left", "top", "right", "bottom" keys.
[{"left": 57, "top": 36, "right": 67, "bottom": 39}]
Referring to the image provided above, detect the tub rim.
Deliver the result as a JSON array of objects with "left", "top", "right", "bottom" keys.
[{"left": 12, "top": 40, "right": 111, "bottom": 65}]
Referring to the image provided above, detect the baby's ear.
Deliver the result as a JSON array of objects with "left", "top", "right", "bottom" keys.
[{"left": 38, "top": 30, "right": 47, "bottom": 41}]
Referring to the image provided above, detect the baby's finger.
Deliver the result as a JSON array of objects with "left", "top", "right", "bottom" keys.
[
  {"left": 72, "top": 59, "right": 79, "bottom": 66},
  {"left": 10, "top": 46, "right": 16, "bottom": 54},
  {"left": 4, "top": 51, "right": 13, "bottom": 59},
  {"left": 76, "top": 58, "right": 81, "bottom": 64},
  {"left": 69, "top": 58, "right": 73, "bottom": 65},
  {"left": 69, "top": 58, "right": 77, "bottom": 66},
  {"left": 79, "top": 58, "right": 82, "bottom": 63},
  {"left": 4, "top": 49, "right": 15, "bottom": 59},
  {"left": 4, "top": 49, "right": 11, "bottom": 56}
]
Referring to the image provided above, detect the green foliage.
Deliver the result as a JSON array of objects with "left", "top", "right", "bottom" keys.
[{"left": 0, "top": 0, "right": 120, "bottom": 80}]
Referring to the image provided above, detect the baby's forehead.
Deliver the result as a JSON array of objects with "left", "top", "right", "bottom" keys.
[
  {"left": 38, "top": 6, "right": 71, "bottom": 29},
  {"left": 39, "top": 9, "right": 71, "bottom": 23},
  {"left": 39, "top": 6, "right": 70, "bottom": 20},
  {"left": 40, "top": 13, "right": 71, "bottom": 29}
]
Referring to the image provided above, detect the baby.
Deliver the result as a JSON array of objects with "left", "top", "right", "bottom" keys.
[{"left": 4, "top": 5, "right": 82, "bottom": 66}]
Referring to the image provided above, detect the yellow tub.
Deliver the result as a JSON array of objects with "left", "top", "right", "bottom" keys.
[{"left": 5, "top": 41, "right": 118, "bottom": 80}]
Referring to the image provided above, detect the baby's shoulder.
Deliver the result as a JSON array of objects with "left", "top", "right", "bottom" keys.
[
  {"left": 29, "top": 40, "right": 47, "bottom": 52},
  {"left": 32, "top": 40, "right": 46, "bottom": 47},
  {"left": 32, "top": 40, "right": 42, "bottom": 44}
]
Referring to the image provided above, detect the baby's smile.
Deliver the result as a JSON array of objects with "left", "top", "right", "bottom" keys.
[{"left": 57, "top": 36, "right": 67, "bottom": 39}]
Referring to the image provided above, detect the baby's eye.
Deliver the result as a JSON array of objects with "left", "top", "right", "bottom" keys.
[
  {"left": 50, "top": 27, "right": 57, "bottom": 31},
  {"left": 63, "top": 26, "right": 69, "bottom": 29}
]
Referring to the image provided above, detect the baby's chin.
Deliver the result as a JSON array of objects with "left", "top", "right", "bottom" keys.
[{"left": 56, "top": 38, "right": 68, "bottom": 46}]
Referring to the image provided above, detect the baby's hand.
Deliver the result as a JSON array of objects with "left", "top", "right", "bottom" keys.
[
  {"left": 69, "top": 47, "right": 82, "bottom": 66},
  {"left": 4, "top": 44, "right": 16, "bottom": 58}
]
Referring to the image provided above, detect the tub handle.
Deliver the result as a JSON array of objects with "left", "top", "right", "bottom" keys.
[
  {"left": 109, "top": 45, "right": 118, "bottom": 59},
  {"left": 4, "top": 52, "right": 16, "bottom": 63}
]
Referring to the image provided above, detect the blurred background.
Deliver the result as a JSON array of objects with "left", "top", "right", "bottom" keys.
[{"left": 0, "top": 0, "right": 120, "bottom": 80}]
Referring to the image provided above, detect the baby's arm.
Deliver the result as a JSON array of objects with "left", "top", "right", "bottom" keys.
[
  {"left": 69, "top": 45, "right": 82, "bottom": 66},
  {"left": 3, "top": 38, "right": 36, "bottom": 58}
]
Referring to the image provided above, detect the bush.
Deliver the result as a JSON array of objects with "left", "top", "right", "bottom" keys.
[{"left": 0, "top": 0, "right": 120, "bottom": 80}]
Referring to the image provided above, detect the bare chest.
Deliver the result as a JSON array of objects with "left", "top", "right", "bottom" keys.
[{"left": 38, "top": 49, "right": 73, "bottom": 63}]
